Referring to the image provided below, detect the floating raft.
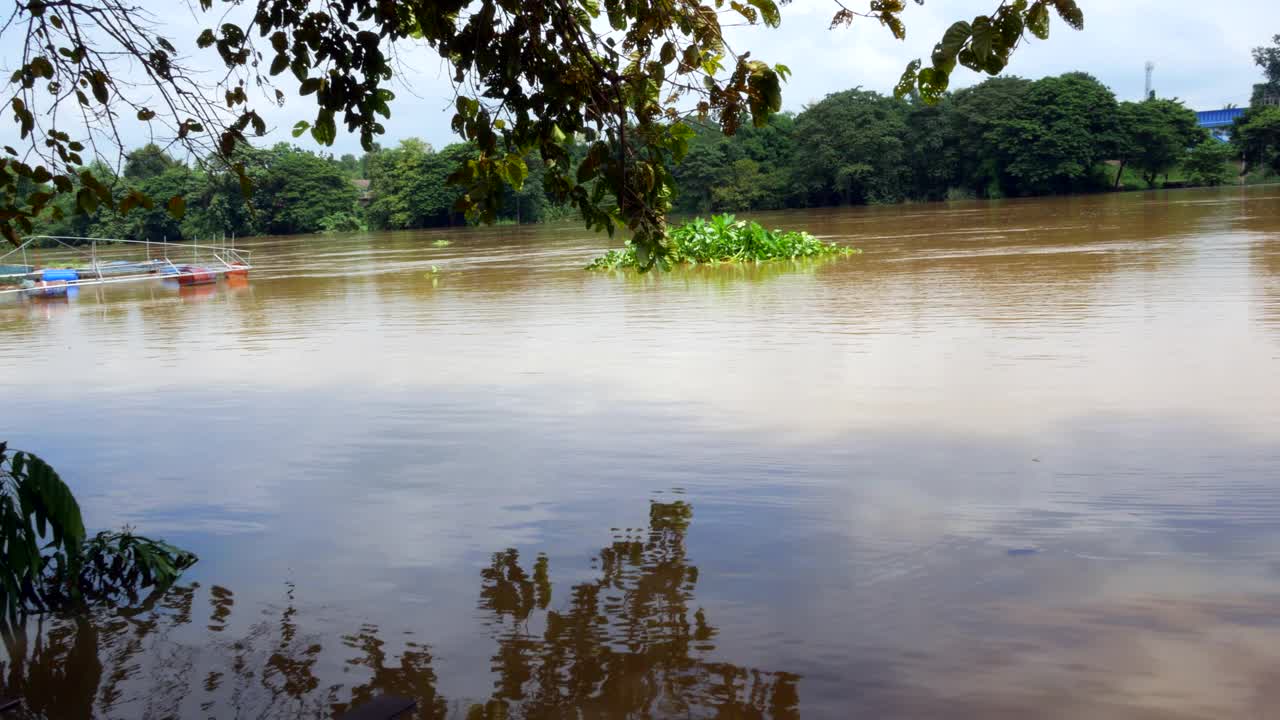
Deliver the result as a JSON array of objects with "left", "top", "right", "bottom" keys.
[{"left": 0, "top": 236, "right": 252, "bottom": 296}]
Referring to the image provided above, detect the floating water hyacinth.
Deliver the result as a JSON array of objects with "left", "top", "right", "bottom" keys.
[{"left": 587, "top": 214, "right": 858, "bottom": 271}]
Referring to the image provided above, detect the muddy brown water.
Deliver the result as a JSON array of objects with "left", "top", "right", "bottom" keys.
[{"left": 1, "top": 186, "right": 1279, "bottom": 719}]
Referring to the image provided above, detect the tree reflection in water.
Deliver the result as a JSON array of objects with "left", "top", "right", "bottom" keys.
[
  {"left": 469, "top": 500, "right": 800, "bottom": 720},
  {"left": 0, "top": 499, "right": 798, "bottom": 719}
]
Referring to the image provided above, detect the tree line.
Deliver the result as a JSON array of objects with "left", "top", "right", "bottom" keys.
[
  {"left": 25, "top": 136, "right": 573, "bottom": 242},
  {"left": 27, "top": 65, "right": 1280, "bottom": 243},
  {"left": 671, "top": 71, "right": 1253, "bottom": 215}
]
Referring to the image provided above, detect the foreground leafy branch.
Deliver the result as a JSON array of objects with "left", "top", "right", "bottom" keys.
[
  {"left": 587, "top": 213, "right": 857, "bottom": 270},
  {"left": 888, "top": 0, "right": 1084, "bottom": 102},
  {"left": 0, "top": 441, "right": 196, "bottom": 626}
]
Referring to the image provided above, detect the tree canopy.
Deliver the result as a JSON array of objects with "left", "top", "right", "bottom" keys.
[
  {"left": 1235, "top": 35, "right": 1280, "bottom": 177},
  {"left": 364, "top": 140, "right": 469, "bottom": 230},
  {"left": 1182, "top": 138, "right": 1236, "bottom": 187},
  {"left": 668, "top": 73, "right": 1229, "bottom": 208},
  {"left": 988, "top": 72, "right": 1120, "bottom": 194},
  {"left": 1115, "top": 98, "right": 1204, "bottom": 188},
  {"left": 1250, "top": 34, "right": 1280, "bottom": 107},
  {"left": 791, "top": 90, "right": 911, "bottom": 206},
  {"left": 1, "top": 0, "right": 1086, "bottom": 266},
  {"left": 250, "top": 144, "right": 359, "bottom": 235},
  {"left": 31, "top": 143, "right": 359, "bottom": 241},
  {"left": 1236, "top": 107, "right": 1280, "bottom": 176}
]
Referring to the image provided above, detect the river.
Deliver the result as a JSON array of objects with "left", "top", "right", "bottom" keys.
[{"left": 1, "top": 186, "right": 1279, "bottom": 719}]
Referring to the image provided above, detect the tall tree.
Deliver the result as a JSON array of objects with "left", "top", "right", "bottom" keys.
[
  {"left": 1182, "top": 138, "right": 1236, "bottom": 187},
  {"left": 336, "top": 154, "right": 361, "bottom": 178},
  {"left": 364, "top": 140, "right": 470, "bottom": 230},
  {"left": 903, "top": 96, "right": 960, "bottom": 200},
  {"left": 1235, "top": 107, "right": 1280, "bottom": 175},
  {"left": 1234, "top": 35, "right": 1280, "bottom": 178},
  {"left": 122, "top": 144, "right": 181, "bottom": 181},
  {"left": 670, "top": 127, "right": 731, "bottom": 214},
  {"left": 94, "top": 165, "right": 199, "bottom": 241},
  {"left": 947, "top": 76, "right": 1033, "bottom": 197},
  {"left": 991, "top": 72, "right": 1120, "bottom": 194},
  {"left": 249, "top": 144, "right": 359, "bottom": 235},
  {"left": 1115, "top": 98, "right": 1203, "bottom": 188},
  {"left": 1250, "top": 34, "right": 1280, "bottom": 108},
  {"left": 790, "top": 90, "right": 911, "bottom": 206}
]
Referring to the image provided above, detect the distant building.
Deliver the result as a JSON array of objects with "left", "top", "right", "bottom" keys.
[
  {"left": 352, "top": 178, "right": 372, "bottom": 206},
  {"left": 1195, "top": 108, "right": 1245, "bottom": 142}
]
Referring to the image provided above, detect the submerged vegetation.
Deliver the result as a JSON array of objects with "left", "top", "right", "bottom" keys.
[
  {"left": 0, "top": 442, "right": 197, "bottom": 626},
  {"left": 587, "top": 214, "right": 857, "bottom": 271}
]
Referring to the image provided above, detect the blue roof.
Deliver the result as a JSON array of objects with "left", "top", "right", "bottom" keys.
[{"left": 1196, "top": 108, "right": 1245, "bottom": 128}]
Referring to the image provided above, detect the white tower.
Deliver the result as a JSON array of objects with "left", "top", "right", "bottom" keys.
[{"left": 1145, "top": 61, "right": 1155, "bottom": 99}]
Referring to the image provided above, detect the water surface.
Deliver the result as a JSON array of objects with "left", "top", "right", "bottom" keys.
[{"left": 2, "top": 187, "right": 1279, "bottom": 718}]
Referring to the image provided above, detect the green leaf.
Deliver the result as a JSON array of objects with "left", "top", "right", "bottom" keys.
[
  {"left": 269, "top": 53, "right": 289, "bottom": 76},
  {"left": 1050, "top": 0, "right": 1083, "bottom": 30},
  {"left": 119, "top": 192, "right": 139, "bottom": 214},
  {"left": 89, "top": 73, "right": 109, "bottom": 105},
  {"left": 13, "top": 451, "right": 86, "bottom": 549},
  {"left": 916, "top": 66, "right": 949, "bottom": 102},
  {"left": 76, "top": 188, "right": 98, "bottom": 214},
  {"left": 29, "top": 57, "right": 54, "bottom": 79},
  {"left": 659, "top": 42, "right": 676, "bottom": 65},
  {"left": 310, "top": 110, "right": 336, "bottom": 145},
  {"left": 996, "top": 7, "right": 1026, "bottom": 47},
  {"left": 937, "top": 20, "right": 971, "bottom": 59},
  {"left": 894, "top": 60, "right": 921, "bottom": 99},
  {"left": 682, "top": 44, "right": 700, "bottom": 70},
  {"left": 969, "top": 16, "right": 994, "bottom": 65},
  {"left": 747, "top": 0, "right": 781, "bottom": 27},
  {"left": 1027, "top": 2, "right": 1050, "bottom": 39},
  {"left": 606, "top": 1, "right": 625, "bottom": 30},
  {"left": 291, "top": 120, "right": 310, "bottom": 138},
  {"left": 504, "top": 154, "right": 528, "bottom": 189}
]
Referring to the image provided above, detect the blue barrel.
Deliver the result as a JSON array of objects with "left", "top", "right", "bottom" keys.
[{"left": 41, "top": 268, "right": 78, "bottom": 282}]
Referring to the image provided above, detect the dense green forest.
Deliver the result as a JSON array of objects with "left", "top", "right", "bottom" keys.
[
  {"left": 26, "top": 70, "right": 1279, "bottom": 242},
  {"left": 671, "top": 72, "right": 1253, "bottom": 213}
]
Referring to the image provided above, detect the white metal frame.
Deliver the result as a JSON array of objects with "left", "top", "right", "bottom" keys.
[{"left": 0, "top": 236, "right": 253, "bottom": 295}]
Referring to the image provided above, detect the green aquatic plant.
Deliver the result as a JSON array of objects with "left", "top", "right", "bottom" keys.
[
  {"left": 432, "top": 239, "right": 452, "bottom": 247},
  {"left": 587, "top": 214, "right": 858, "bottom": 271},
  {"left": 0, "top": 442, "right": 197, "bottom": 626}
]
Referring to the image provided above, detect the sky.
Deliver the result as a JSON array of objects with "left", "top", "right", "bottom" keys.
[{"left": 2, "top": 0, "right": 1278, "bottom": 157}]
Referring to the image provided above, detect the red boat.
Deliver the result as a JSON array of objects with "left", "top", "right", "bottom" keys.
[
  {"left": 176, "top": 266, "right": 217, "bottom": 286},
  {"left": 225, "top": 262, "right": 250, "bottom": 278}
]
